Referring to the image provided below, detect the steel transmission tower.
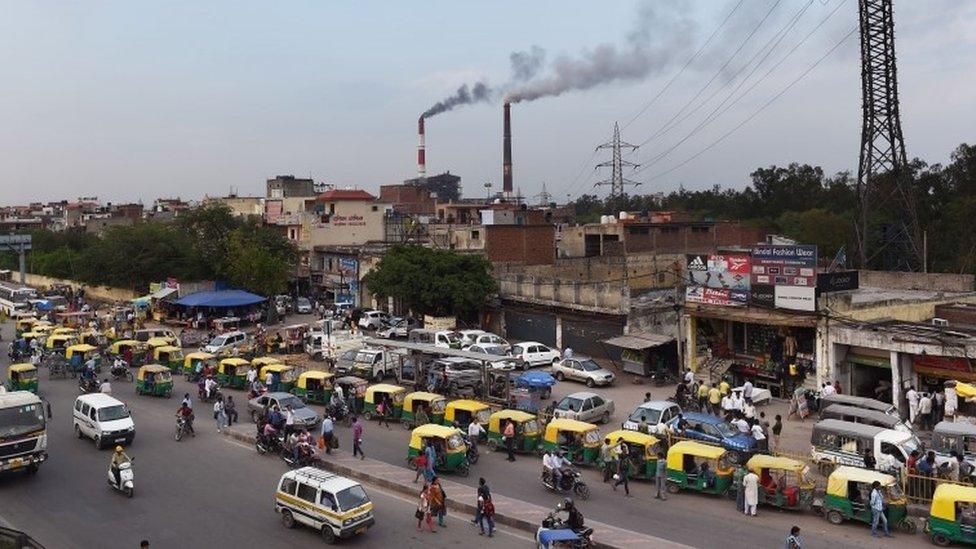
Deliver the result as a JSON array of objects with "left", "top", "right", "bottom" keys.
[
  {"left": 855, "top": 0, "right": 921, "bottom": 270},
  {"left": 595, "top": 123, "right": 640, "bottom": 197}
]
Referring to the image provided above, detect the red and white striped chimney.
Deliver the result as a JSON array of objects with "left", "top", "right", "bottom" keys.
[{"left": 417, "top": 117, "right": 426, "bottom": 179}]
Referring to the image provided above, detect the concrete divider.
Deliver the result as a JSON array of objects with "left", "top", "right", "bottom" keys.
[{"left": 221, "top": 425, "right": 687, "bottom": 548}]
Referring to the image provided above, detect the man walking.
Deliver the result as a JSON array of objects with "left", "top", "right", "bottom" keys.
[
  {"left": 352, "top": 416, "right": 365, "bottom": 459},
  {"left": 224, "top": 395, "right": 238, "bottom": 426},
  {"left": 502, "top": 419, "right": 516, "bottom": 462},
  {"left": 654, "top": 451, "right": 667, "bottom": 500},
  {"left": 429, "top": 477, "right": 447, "bottom": 528},
  {"left": 612, "top": 442, "right": 631, "bottom": 497},
  {"left": 473, "top": 477, "right": 491, "bottom": 533},
  {"left": 600, "top": 438, "right": 614, "bottom": 483},
  {"left": 743, "top": 468, "right": 759, "bottom": 516},
  {"left": 708, "top": 383, "right": 722, "bottom": 416},
  {"left": 919, "top": 392, "right": 934, "bottom": 431},
  {"left": 870, "top": 480, "right": 892, "bottom": 537},
  {"left": 906, "top": 386, "right": 919, "bottom": 425},
  {"left": 320, "top": 414, "right": 334, "bottom": 455}
]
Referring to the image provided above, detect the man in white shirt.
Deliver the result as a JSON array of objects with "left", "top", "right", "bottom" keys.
[
  {"left": 742, "top": 399, "right": 756, "bottom": 420},
  {"left": 684, "top": 369, "right": 695, "bottom": 385},
  {"left": 919, "top": 392, "right": 934, "bottom": 430},
  {"left": 99, "top": 379, "right": 112, "bottom": 394},
  {"left": 246, "top": 367, "right": 257, "bottom": 389},
  {"left": 751, "top": 422, "right": 767, "bottom": 451},
  {"left": 821, "top": 382, "right": 837, "bottom": 397},
  {"left": 906, "top": 386, "right": 919, "bottom": 424},
  {"left": 468, "top": 420, "right": 486, "bottom": 443},
  {"left": 742, "top": 380, "right": 754, "bottom": 401},
  {"left": 204, "top": 376, "right": 218, "bottom": 399},
  {"left": 733, "top": 416, "right": 750, "bottom": 434}
]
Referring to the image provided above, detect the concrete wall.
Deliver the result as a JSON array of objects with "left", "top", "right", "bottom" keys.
[
  {"left": 859, "top": 270, "right": 974, "bottom": 292},
  {"left": 25, "top": 273, "right": 139, "bottom": 302},
  {"left": 304, "top": 201, "right": 391, "bottom": 248}
]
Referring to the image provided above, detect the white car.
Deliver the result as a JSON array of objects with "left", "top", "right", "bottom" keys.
[
  {"left": 510, "top": 341, "right": 561, "bottom": 369},
  {"left": 622, "top": 401, "right": 682, "bottom": 435},
  {"left": 73, "top": 393, "right": 135, "bottom": 449},
  {"left": 553, "top": 391, "right": 615, "bottom": 424},
  {"left": 551, "top": 357, "right": 615, "bottom": 388},
  {"left": 464, "top": 343, "right": 520, "bottom": 371},
  {"left": 732, "top": 385, "right": 772, "bottom": 405},
  {"left": 295, "top": 297, "right": 312, "bottom": 314},
  {"left": 202, "top": 330, "right": 247, "bottom": 355},
  {"left": 357, "top": 310, "right": 390, "bottom": 331},
  {"left": 458, "top": 329, "right": 487, "bottom": 346}
]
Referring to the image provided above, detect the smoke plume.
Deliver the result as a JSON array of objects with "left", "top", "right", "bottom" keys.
[
  {"left": 421, "top": 82, "right": 491, "bottom": 119},
  {"left": 509, "top": 45, "right": 547, "bottom": 82},
  {"left": 505, "top": 1, "right": 695, "bottom": 103}
]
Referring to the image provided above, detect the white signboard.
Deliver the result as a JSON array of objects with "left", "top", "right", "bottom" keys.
[{"left": 774, "top": 286, "right": 816, "bottom": 312}]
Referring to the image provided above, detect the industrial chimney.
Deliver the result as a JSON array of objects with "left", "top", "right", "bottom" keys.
[
  {"left": 503, "top": 102, "right": 513, "bottom": 195},
  {"left": 417, "top": 117, "right": 427, "bottom": 179}
]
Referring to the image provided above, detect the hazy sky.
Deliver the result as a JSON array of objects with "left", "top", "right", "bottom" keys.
[{"left": 1, "top": 0, "right": 973, "bottom": 205}]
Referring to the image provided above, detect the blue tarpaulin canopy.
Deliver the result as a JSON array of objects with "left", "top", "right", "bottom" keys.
[
  {"left": 173, "top": 290, "right": 266, "bottom": 308},
  {"left": 512, "top": 371, "right": 557, "bottom": 389}
]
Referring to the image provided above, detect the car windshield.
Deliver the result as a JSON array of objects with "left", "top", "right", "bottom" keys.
[
  {"left": 276, "top": 396, "right": 304, "bottom": 410},
  {"left": 208, "top": 336, "right": 227, "bottom": 347},
  {"left": 579, "top": 359, "right": 602, "bottom": 372},
  {"left": 481, "top": 346, "right": 507, "bottom": 356},
  {"left": 341, "top": 350, "right": 357, "bottom": 361},
  {"left": 0, "top": 402, "right": 45, "bottom": 438},
  {"left": 335, "top": 485, "right": 370, "bottom": 512},
  {"left": 450, "top": 361, "right": 480, "bottom": 371},
  {"left": 714, "top": 422, "right": 738, "bottom": 438},
  {"left": 97, "top": 404, "right": 130, "bottom": 422},
  {"left": 297, "top": 298, "right": 310, "bottom": 306},
  {"left": 557, "top": 397, "right": 583, "bottom": 412},
  {"left": 628, "top": 408, "right": 661, "bottom": 424},
  {"left": 354, "top": 352, "right": 377, "bottom": 364}
]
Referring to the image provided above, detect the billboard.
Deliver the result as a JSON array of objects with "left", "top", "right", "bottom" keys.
[
  {"left": 686, "top": 253, "right": 751, "bottom": 291},
  {"left": 685, "top": 286, "right": 747, "bottom": 307},
  {"left": 750, "top": 283, "right": 776, "bottom": 308},
  {"left": 774, "top": 285, "right": 816, "bottom": 311},
  {"left": 817, "top": 270, "right": 859, "bottom": 293},
  {"left": 751, "top": 245, "right": 817, "bottom": 288}
]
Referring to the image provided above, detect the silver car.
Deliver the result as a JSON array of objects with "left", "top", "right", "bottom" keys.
[
  {"left": 553, "top": 391, "right": 615, "bottom": 424},
  {"left": 464, "top": 343, "right": 520, "bottom": 371},
  {"left": 551, "top": 357, "right": 615, "bottom": 388},
  {"left": 247, "top": 392, "right": 320, "bottom": 428}
]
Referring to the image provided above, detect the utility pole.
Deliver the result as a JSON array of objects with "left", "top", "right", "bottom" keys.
[
  {"left": 533, "top": 182, "right": 553, "bottom": 207},
  {"left": 595, "top": 122, "right": 640, "bottom": 198},
  {"left": 855, "top": 0, "right": 920, "bottom": 270}
]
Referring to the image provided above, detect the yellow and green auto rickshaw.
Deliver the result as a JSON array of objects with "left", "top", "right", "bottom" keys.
[
  {"left": 486, "top": 409, "right": 540, "bottom": 454},
  {"left": 153, "top": 345, "right": 184, "bottom": 372},
  {"left": 666, "top": 441, "right": 734, "bottom": 496},
  {"left": 926, "top": 484, "right": 976, "bottom": 546},
  {"left": 541, "top": 418, "right": 602, "bottom": 466},
  {"left": 820, "top": 466, "right": 915, "bottom": 533},
  {"left": 109, "top": 339, "right": 145, "bottom": 367},
  {"left": 401, "top": 392, "right": 447, "bottom": 429},
  {"left": 217, "top": 358, "right": 251, "bottom": 390},
  {"left": 15, "top": 317, "right": 39, "bottom": 336},
  {"left": 5, "top": 363, "right": 38, "bottom": 393},
  {"left": 260, "top": 363, "right": 296, "bottom": 392},
  {"left": 443, "top": 399, "right": 491, "bottom": 430},
  {"left": 292, "top": 370, "right": 334, "bottom": 404},
  {"left": 32, "top": 324, "right": 55, "bottom": 336},
  {"left": 135, "top": 364, "right": 173, "bottom": 398},
  {"left": 19, "top": 330, "right": 44, "bottom": 348},
  {"left": 51, "top": 327, "right": 77, "bottom": 337},
  {"left": 145, "top": 337, "right": 172, "bottom": 354},
  {"left": 45, "top": 334, "right": 78, "bottom": 355},
  {"left": 363, "top": 384, "right": 406, "bottom": 421},
  {"left": 745, "top": 454, "right": 816, "bottom": 511},
  {"left": 65, "top": 343, "right": 100, "bottom": 374},
  {"left": 183, "top": 352, "right": 216, "bottom": 380},
  {"left": 407, "top": 424, "right": 470, "bottom": 477},
  {"left": 251, "top": 357, "right": 283, "bottom": 371},
  {"left": 78, "top": 329, "right": 104, "bottom": 347},
  {"left": 605, "top": 429, "right": 664, "bottom": 480}
]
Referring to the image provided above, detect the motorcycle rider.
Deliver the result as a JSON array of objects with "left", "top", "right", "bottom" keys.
[
  {"left": 110, "top": 445, "right": 132, "bottom": 488},
  {"left": 542, "top": 450, "right": 565, "bottom": 490},
  {"left": 99, "top": 378, "right": 112, "bottom": 394},
  {"left": 561, "top": 498, "right": 586, "bottom": 533},
  {"left": 176, "top": 402, "right": 195, "bottom": 435}
]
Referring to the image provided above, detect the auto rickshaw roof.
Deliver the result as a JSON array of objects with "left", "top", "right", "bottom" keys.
[
  {"left": 410, "top": 423, "right": 461, "bottom": 445},
  {"left": 605, "top": 429, "right": 661, "bottom": 447},
  {"left": 934, "top": 421, "right": 976, "bottom": 437},
  {"left": 446, "top": 399, "right": 489, "bottom": 412},
  {"left": 931, "top": 484, "right": 976, "bottom": 521},
  {"left": 220, "top": 358, "right": 251, "bottom": 366},
  {"left": 956, "top": 381, "right": 976, "bottom": 400},
  {"left": 489, "top": 409, "right": 535, "bottom": 423},
  {"left": 146, "top": 337, "right": 172, "bottom": 347},
  {"left": 52, "top": 327, "right": 77, "bottom": 335},
  {"left": 155, "top": 345, "right": 183, "bottom": 354},
  {"left": 48, "top": 334, "right": 75, "bottom": 342},
  {"left": 261, "top": 363, "right": 293, "bottom": 373},
  {"left": 299, "top": 370, "right": 333, "bottom": 380},
  {"left": 9, "top": 363, "right": 36, "bottom": 373},
  {"left": 404, "top": 391, "right": 444, "bottom": 404},
  {"left": 185, "top": 352, "right": 216, "bottom": 361},
  {"left": 20, "top": 331, "right": 42, "bottom": 338},
  {"left": 746, "top": 454, "right": 807, "bottom": 473},
  {"left": 112, "top": 339, "right": 141, "bottom": 348},
  {"left": 139, "top": 364, "right": 171, "bottom": 374},
  {"left": 251, "top": 357, "right": 282, "bottom": 367},
  {"left": 826, "top": 466, "right": 895, "bottom": 497},
  {"left": 33, "top": 325, "right": 54, "bottom": 333},
  {"left": 545, "top": 418, "right": 599, "bottom": 436},
  {"left": 668, "top": 440, "right": 726, "bottom": 460},
  {"left": 367, "top": 383, "right": 406, "bottom": 396},
  {"left": 67, "top": 343, "right": 97, "bottom": 353}
]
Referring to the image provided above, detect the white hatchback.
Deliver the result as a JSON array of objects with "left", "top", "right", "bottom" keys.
[{"left": 510, "top": 341, "right": 561, "bottom": 369}]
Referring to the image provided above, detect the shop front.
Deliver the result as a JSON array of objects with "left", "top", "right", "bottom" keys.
[
  {"left": 842, "top": 350, "right": 893, "bottom": 401},
  {"left": 913, "top": 355, "right": 976, "bottom": 393}
]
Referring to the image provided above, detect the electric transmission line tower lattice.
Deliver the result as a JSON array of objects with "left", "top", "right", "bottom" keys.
[
  {"left": 855, "top": 0, "right": 921, "bottom": 271},
  {"left": 595, "top": 122, "right": 640, "bottom": 198}
]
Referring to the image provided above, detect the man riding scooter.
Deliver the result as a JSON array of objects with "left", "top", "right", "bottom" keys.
[{"left": 110, "top": 446, "right": 132, "bottom": 489}]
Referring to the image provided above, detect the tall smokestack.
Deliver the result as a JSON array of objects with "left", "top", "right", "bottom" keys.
[
  {"left": 503, "top": 102, "right": 512, "bottom": 194},
  {"left": 417, "top": 117, "right": 426, "bottom": 179}
]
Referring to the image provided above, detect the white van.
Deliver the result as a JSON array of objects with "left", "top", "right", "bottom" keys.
[
  {"left": 275, "top": 467, "right": 374, "bottom": 543},
  {"left": 408, "top": 329, "right": 462, "bottom": 349},
  {"left": 134, "top": 328, "right": 178, "bottom": 344},
  {"left": 202, "top": 330, "right": 247, "bottom": 355},
  {"left": 73, "top": 393, "right": 135, "bottom": 449}
]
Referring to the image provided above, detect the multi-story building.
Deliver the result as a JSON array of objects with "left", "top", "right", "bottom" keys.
[{"left": 266, "top": 175, "right": 315, "bottom": 199}]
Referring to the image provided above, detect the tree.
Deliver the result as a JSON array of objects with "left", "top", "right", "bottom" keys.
[
  {"left": 222, "top": 228, "right": 295, "bottom": 297},
  {"left": 363, "top": 245, "right": 497, "bottom": 317}
]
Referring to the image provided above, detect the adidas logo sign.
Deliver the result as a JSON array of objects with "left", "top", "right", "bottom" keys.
[{"left": 689, "top": 256, "right": 706, "bottom": 269}]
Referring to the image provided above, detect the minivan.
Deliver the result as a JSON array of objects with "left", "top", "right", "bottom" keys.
[
  {"left": 810, "top": 419, "right": 919, "bottom": 474},
  {"left": 134, "top": 328, "right": 178, "bottom": 344},
  {"left": 73, "top": 393, "right": 135, "bottom": 449},
  {"left": 202, "top": 330, "right": 247, "bottom": 355},
  {"left": 275, "top": 467, "right": 374, "bottom": 542},
  {"left": 408, "top": 329, "right": 462, "bottom": 349}
]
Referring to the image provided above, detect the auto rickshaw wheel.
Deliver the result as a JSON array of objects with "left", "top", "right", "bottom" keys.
[
  {"left": 931, "top": 533, "right": 951, "bottom": 547},
  {"left": 402, "top": 421, "right": 412, "bottom": 430},
  {"left": 574, "top": 483, "right": 590, "bottom": 500},
  {"left": 281, "top": 510, "right": 296, "bottom": 529},
  {"left": 666, "top": 480, "right": 680, "bottom": 494},
  {"left": 825, "top": 510, "right": 844, "bottom": 525},
  {"left": 364, "top": 411, "right": 372, "bottom": 420},
  {"left": 487, "top": 439, "right": 498, "bottom": 452},
  {"left": 898, "top": 519, "right": 917, "bottom": 535},
  {"left": 458, "top": 462, "right": 470, "bottom": 477}
]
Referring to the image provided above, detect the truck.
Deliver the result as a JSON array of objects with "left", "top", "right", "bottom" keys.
[
  {"left": 0, "top": 391, "right": 48, "bottom": 475},
  {"left": 334, "top": 348, "right": 399, "bottom": 382}
]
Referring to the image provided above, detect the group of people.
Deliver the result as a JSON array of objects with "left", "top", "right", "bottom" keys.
[{"left": 906, "top": 384, "right": 956, "bottom": 430}]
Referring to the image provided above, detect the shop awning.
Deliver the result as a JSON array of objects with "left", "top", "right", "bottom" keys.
[
  {"left": 150, "top": 287, "right": 177, "bottom": 300},
  {"left": 847, "top": 354, "right": 890, "bottom": 368},
  {"left": 173, "top": 290, "right": 266, "bottom": 308},
  {"left": 603, "top": 332, "right": 674, "bottom": 351}
]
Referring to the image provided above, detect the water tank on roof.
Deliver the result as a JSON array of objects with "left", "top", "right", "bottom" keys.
[{"left": 619, "top": 211, "right": 628, "bottom": 220}]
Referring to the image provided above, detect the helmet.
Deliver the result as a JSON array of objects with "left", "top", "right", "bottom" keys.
[
  {"left": 115, "top": 445, "right": 124, "bottom": 453},
  {"left": 563, "top": 497, "right": 574, "bottom": 509}
]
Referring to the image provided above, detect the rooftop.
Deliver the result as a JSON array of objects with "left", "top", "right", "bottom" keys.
[{"left": 317, "top": 189, "right": 376, "bottom": 201}]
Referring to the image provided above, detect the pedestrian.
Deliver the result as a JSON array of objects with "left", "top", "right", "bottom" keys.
[
  {"left": 472, "top": 477, "right": 490, "bottom": 527},
  {"left": 377, "top": 398, "right": 391, "bottom": 429},
  {"left": 743, "top": 468, "right": 759, "bottom": 516},
  {"left": 246, "top": 366, "right": 257, "bottom": 391},
  {"left": 771, "top": 415, "right": 783, "bottom": 453},
  {"left": 919, "top": 392, "right": 933, "bottom": 430},
  {"left": 751, "top": 420, "right": 767, "bottom": 452},
  {"left": 870, "top": 480, "right": 891, "bottom": 537},
  {"left": 600, "top": 438, "right": 614, "bottom": 483},
  {"left": 906, "top": 385, "right": 919, "bottom": 425},
  {"left": 612, "top": 442, "right": 631, "bottom": 496},
  {"left": 224, "top": 395, "right": 238, "bottom": 425},
  {"left": 214, "top": 396, "right": 227, "bottom": 433},
  {"left": 644, "top": 392, "right": 652, "bottom": 403},
  {"left": 945, "top": 382, "right": 958, "bottom": 422},
  {"left": 733, "top": 465, "right": 747, "bottom": 511},
  {"left": 742, "top": 379, "right": 754, "bottom": 401},
  {"left": 786, "top": 526, "right": 802, "bottom": 549},
  {"left": 696, "top": 381, "right": 708, "bottom": 411},
  {"left": 416, "top": 485, "right": 435, "bottom": 532},
  {"left": 321, "top": 414, "right": 334, "bottom": 455},
  {"left": 654, "top": 451, "right": 667, "bottom": 500},
  {"left": 425, "top": 440, "right": 437, "bottom": 481},
  {"left": 934, "top": 389, "right": 946, "bottom": 424},
  {"left": 503, "top": 419, "right": 516, "bottom": 462},
  {"left": 683, "top": 368, "right": 694, "bottom": 385},
  {"left": 140, "top": 541, "right": 150, "bottom": 549},
  {"left": 479, "top": 492, "right": 495, "bottom": 537},
  {"left": 429, "top": 476, "right": 447, "bottom": 527},
  {"left": 708, "top": 383, "right": 722, "bottom": 415},
  {"left": 720, "top": 377, "right": 730, "bottom": 396},
  {"left": 352, "top": 416, "right": 364, "bottom": 459},
  {"left": 284, "top": 404, "right": 296, "bottom": 433},
  {"left": 413, "top": 451, "right": 428, "bottom": 483}
]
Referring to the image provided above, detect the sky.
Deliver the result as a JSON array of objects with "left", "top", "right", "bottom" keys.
[{"left": 0, "top": 0, "right": 973, "bottom": 205}]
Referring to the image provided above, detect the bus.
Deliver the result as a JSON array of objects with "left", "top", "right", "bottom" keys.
[
  {"left": 0, "top": 281, "right": 37, "bottom": 315},
  {"left": 0, "top": 391, "right": 48, "bottom": 475}
]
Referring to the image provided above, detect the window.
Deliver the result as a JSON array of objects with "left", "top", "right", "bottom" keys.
[
  {"left": 320, "top": 491, "right": 338, "bottom": 511},
  {"left": 329, "top": 203, "right": 335, "bottom": 215},
  {"left": 471, "top": 230, "right": 480, "bottom": 240},
  {"left": 371, "top": 205, "right": 378, "bottom": 212},
  {"left": 279, "top": 477, "right": 298, "bottom": 495},
  {"left": 89, "top": 408, "right": 97, "bottom": 421},
  {"left": 581, "top": 399, "right": 593, "bottom": 411},
  {"left": 881, "top": 442, "right": 906, "bottom": 463},
  {"left": 592, "top": 396, "right": 605, "bottom": 407},
  {"left": 75, "top": 401, "right": 82, "bottom": 412},
  {"left": 82, "top": 404, "right": 90, "bottom": 416},
  {"left": 296, "top": 482, "right": 318, "bottom": 503}
]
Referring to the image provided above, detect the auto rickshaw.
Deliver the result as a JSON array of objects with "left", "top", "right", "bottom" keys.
[
  {"left": 145, "top": 337, "right": 173, "bottom": 354},
  {"left": 5, "top": 363, "right": 38, "bottom": 393},
  {"left": 15, "top": 317, "right": 39, "bottom": 336},
  {"left": 541, "top": 418, "right": 602, "bottom": 466},
  {"left": 45, "top": 334, "right": 78, "bottom": 354},
  {"left": 402, "top": 392, "right": 447, "bottom": 429},
  {"left": 109, "top": 339, "right": 145, "bottom": 367},
  {"left": 443, "top": 399, "right": 491, "bottom": 430},
  {"left": 183, "top": 351, "right": 216, "bottom": 380},
  {"left": 487, "top": 409, "right": 541, "bottom": 454},
  {"left": 65, "top": 343, "right": 100, "bottom": 374},
  {"left": 292, "top": 370, "right": 334, "bottom": 404},
  {"left": 926, "top": 484, "right": 976, "bottom": 546},
  {"left": 78, "top": 329, "right": 104, "bottom": 347},
  {"left": 51, "top": 327, "right": 77, "bottom": 337},
  {"left": 820, "top": 466, "right": 915, "bottom": 533},
  {"left": 251, "top": 357, "right": 283, "bottom": 370},
  {"left": 260, "top": 363, "right": 296, "bottom": 392},
  {"left": 407, "top": 424, "right": 470, "bottom": 477},
  {"left": 218, "top": 358, "right": 251, "bottom": 390},
  {"left": 605, "top": 429, "right": 664, "bottom": 480},
  {"left": 745, "top": 454, "right": 816, "bottom": 510},
  {"left": 666, "top": 440, "right": 734, "bottom": 495},
  {"left": 32, "top": 324, "right": 54, "bottom": 336},
  {"left": 20, "top": 331, "right": 44, "bottom": 347},
  {"left": 153, "top": 345, "right": 184, "bottom": 372},
  {"left": 135, "top": 364, "right": 173, "bottom": 398},
  {"left": 363, "top": 383, "right": 406, "bottom": 421},
  {"left": 335, "top": 376, "right": 369, "bottom": 415}
]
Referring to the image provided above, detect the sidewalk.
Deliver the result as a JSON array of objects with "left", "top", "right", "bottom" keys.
[{"left": 222, "top": 425, "right": 688, "bottom": 549}]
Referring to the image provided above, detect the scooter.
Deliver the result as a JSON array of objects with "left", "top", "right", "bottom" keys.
[
  {"left": 108, "top": 461, "right": 135, "bottom": 498},
  {"left": 538, "top": 509, "right": 593, "bottom": 548}
]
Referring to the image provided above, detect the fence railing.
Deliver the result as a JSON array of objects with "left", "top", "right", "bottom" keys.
[{"left": 904, "top": 471, "right": 976, "bottom": 504}]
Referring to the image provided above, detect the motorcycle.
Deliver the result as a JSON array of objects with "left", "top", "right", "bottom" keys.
[
  {"left": 108, "top": 461, "right": 135, "bottom": 498},
  {"left": 327, "top": 401, "right": 351, "bottom": 427},
  {"left": 78, "top": 377, "right": 99, "bottom": 394},
  {"left": 256, "top": 430, "right": 285, "bottom": 455},
  {"left": 174, "top": 416, "right": 195, "bottom": 441},
  {"left": 463, "top": 435, "right": 480, "bottom": 465},
  {"left": 110, "top": 363, "right": 134, "bottom": 382},
  {"left": 542, "top": 468, "right": 590, "bottom": 500},
  {"left": 538, "top": 509, "right": 593, "bottom": 548},
  {"left": 281, "top": 441, "right": 317, "bottom": 468},
  {"left": 198, "top": 385, "right": 221, "bottom": 404}
]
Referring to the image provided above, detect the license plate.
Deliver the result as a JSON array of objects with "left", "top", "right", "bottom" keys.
[
  {"left": 115, "top": 438, "right": 126, "bottom": 443},
  {"left": 9, "top": 458, "right": 23, "bottom": 469},
  {"left": 355, "top": 527, "right": 366, "bottom": 535}
]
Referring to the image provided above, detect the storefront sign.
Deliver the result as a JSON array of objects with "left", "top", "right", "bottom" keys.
[
  {"left": 751, "top": 245, "right": 818, "bottom": 287},
  {"left": 685, "top": 253, "right": 751, "bottom": 291},
  {"left": 774, "top": 285, "right": 816, "bottom": 311},
  {"left": 685, "top": 286, "right": 746, "bottom": 306},
  {"left": 330, "top": 215, "right": 366, "bottom": 227},
  {"left": 817, "top": 270, "right": 859, "bottom": 293},
  {"left": 339, "top": 258, "right": 358, "bottom": 274},
  {"left": 750, "top": 283, "right": 776, "bottom": 308},
  {"left": 914, "top": 355, "right": 974, "bottom": 375}
]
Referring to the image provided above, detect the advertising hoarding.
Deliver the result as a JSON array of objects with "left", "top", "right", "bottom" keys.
[
  {"left": 686, "top": 253, "right": 751, "bottom": 291},
  {"left": 774, "top": 285, "right": 817, "bottom": 311}
]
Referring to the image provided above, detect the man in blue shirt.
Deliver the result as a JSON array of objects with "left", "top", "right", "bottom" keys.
[
  {"left": 320, "top": 415, "right": 334, "bottom": 454},
  {"left": 870, "top": 480, "right": 891, "bottom": 537}
]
